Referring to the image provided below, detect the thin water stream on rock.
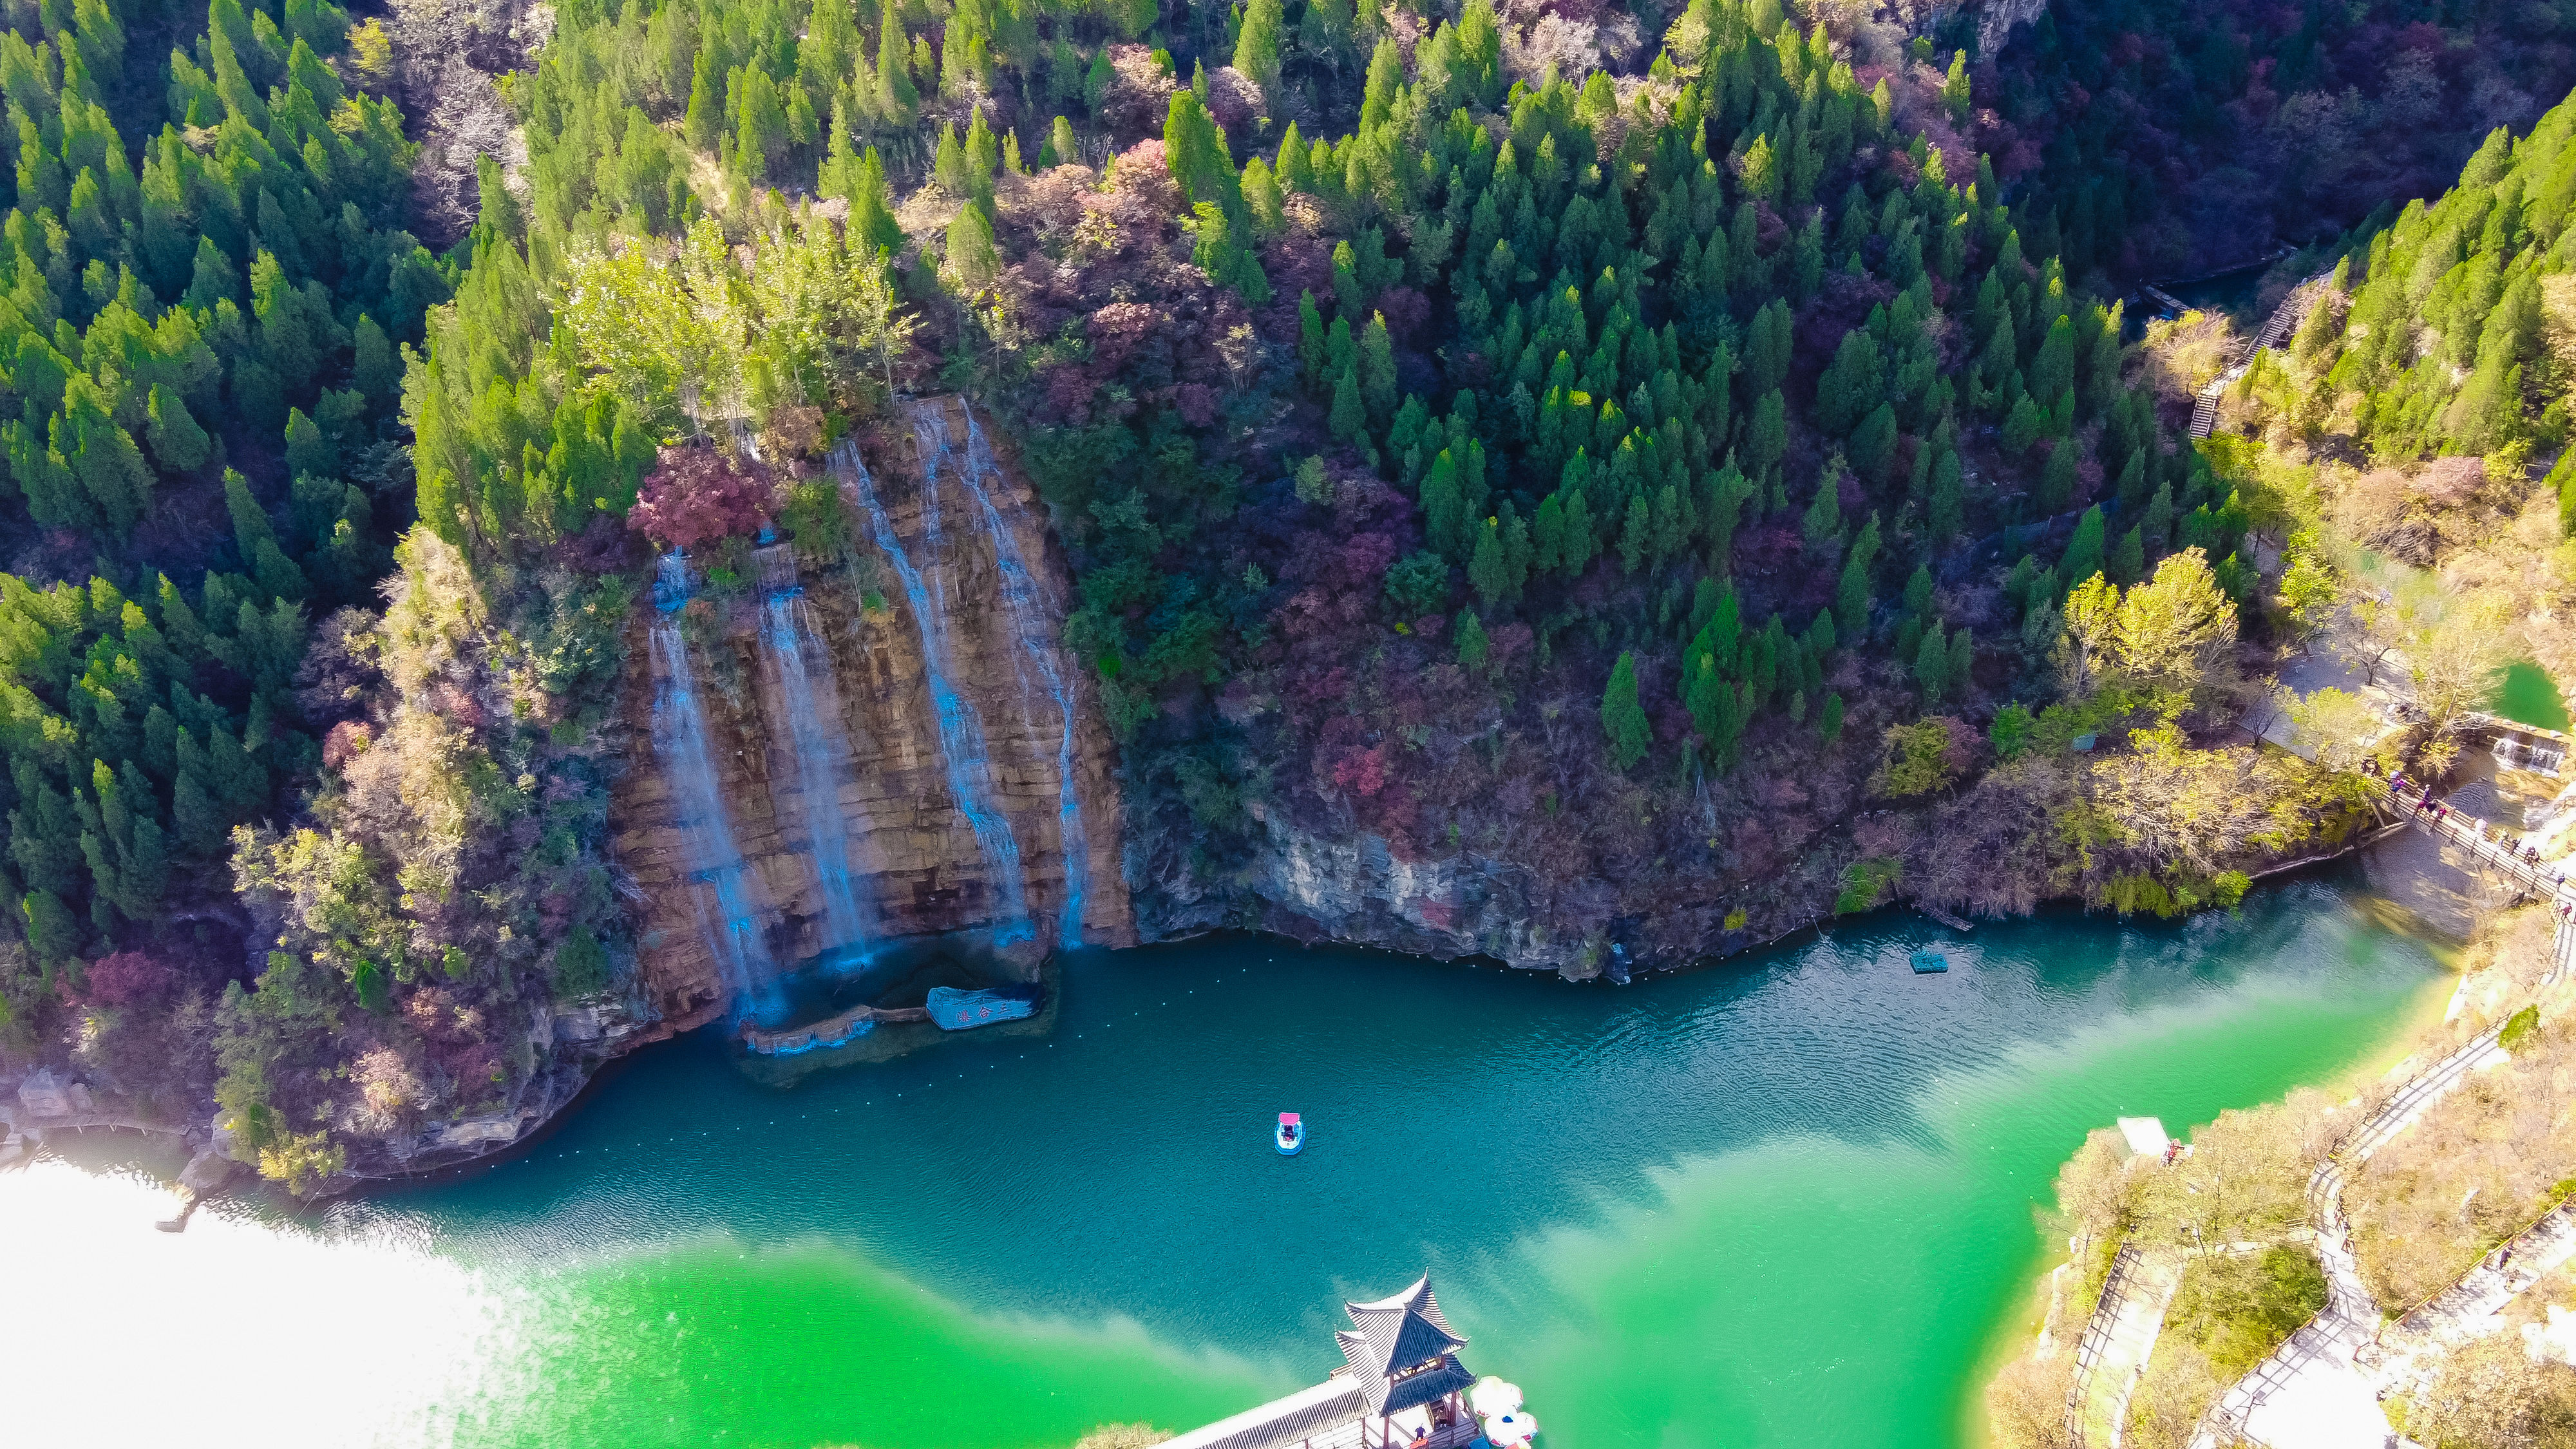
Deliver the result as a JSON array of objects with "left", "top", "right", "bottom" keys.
[
  {"left": 835, "top": 435, "right": 1033, "bottom": 942},
  {"left": 945, "top": 403, "right": 1091, "bottom": 948},
  {"left": 648, "top": 551, "right": 775, "bottom": 1006},
  {"left": 755, "top": 542, "right": 873, "bottom": 954}
]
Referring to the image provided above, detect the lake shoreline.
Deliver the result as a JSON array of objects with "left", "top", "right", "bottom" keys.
[
  {"left": 1957, "top": 929, "right": 2465, "bottom": 1448},
  {"left": 149, "top": 819, "right": 2439, "bottom": 1206},
  {"left": 5, "top": 882, "right": 2457, "bottom": 1449}
]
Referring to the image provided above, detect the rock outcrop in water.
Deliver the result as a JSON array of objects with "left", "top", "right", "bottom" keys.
[{"left": 610, "top": 397, "right": 1133, "bottom": 1034}]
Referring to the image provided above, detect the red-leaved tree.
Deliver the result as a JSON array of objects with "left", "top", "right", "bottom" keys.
[
  {"left": 68, "top": 949, "right": 173, "bottom": 1007},
  {"left": 627, "top": 449, "right": 775, "bottom": 551}
]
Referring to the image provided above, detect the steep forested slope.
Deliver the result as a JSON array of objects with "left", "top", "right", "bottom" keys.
[
  {"left": 2210, "top": 91, "right": 2576, "bottom": 739},
  {"left": 454, "top": 0, "right": 2369, "bottom": 963},
  {"left": 0, "top": 0, "right": 447, "bottom": 1175},
  {"left": 1973, "top": 0, "right": 2576, "bottom": 285},
  {"left": 2298, "top": 108, "right": 2576, "bottom": 464},
  {"left": 0, "top": 0, "right": 2416, "bottom": 1192}
]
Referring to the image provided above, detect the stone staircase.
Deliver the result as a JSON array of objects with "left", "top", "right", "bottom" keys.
[{"left": 2188, "top": 274, "right": 2334, "bottom": 440}]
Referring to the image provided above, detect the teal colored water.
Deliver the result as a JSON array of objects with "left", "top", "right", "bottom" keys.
[
  {"left": 2155, "top": 260, "right": 2276, "bottom": 321},
  {"left": 1, "top": 880, "right": 2444, "bottom": 1449},
  {"left": 2492, "top": 659, "right": 2570, "bottom": 732}
]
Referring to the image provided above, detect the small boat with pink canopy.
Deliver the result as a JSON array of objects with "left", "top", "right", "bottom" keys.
[{"left": 1276, "top": 1112, "right": 1304, "bottom": 1155}]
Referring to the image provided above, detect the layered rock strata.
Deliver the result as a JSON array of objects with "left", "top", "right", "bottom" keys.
[{"left": 611, "top": 397, "right": 1133, "bottom": 1033}]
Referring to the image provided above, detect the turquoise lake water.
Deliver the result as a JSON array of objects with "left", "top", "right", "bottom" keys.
[{"left": 0, "top": 878, "right": 2446, "bottom": 1449}]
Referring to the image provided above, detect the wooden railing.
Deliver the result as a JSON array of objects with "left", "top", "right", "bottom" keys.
[
  {"left": 1281, "top": 1416, "right": 1482, "bottom": 1449},
  {"left": 2367, "top": 777, "right": 2576, "bottom": 973}
]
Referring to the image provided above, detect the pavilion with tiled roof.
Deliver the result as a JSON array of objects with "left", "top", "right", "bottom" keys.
[
  {"left": 1334, "top": 1274, "right": 1475, "bottom": 1416},
  {"left": 1159, "top": 1271, "right": 1482, "bottom": 1449}
]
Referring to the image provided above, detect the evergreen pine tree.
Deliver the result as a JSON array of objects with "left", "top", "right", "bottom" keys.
[
  {"left": 1531, "top": 492, "right": 1566, "bottom": 574},
  {"left": 877, "top": 19, "right": 918, "bottom": 118},
  {"left": 1802, "top": 464, "right": 1842, "bottom": 544},
  {"left": 1329, "top": 365, "right": 1369, "bottom": 447},
  {"left": 2031, "top": 314, "right": 2076, "bottom": 406},
  {"left": 1456, "top": 608, "right": 1489, "bottom": 671},
  {"left": 1837, "top": 512, "right": 1881, "bottom": 639},
  {"left": 1915, "top": 621, "right": 1951, "bottom": 703},
  {"left": 145, "top": 385, "right": 211, "bottom": 473},
  {"left": 2110, "top": 524, "right": 2145, "bottom": 583},
  {"left": 1942, "top": 50, "right": 1971, "bottom": 122},
  {"left": 1817, "top": 328, "right": 1885, "bottom": 436},
  {"left": 2039, "top": 439, "right": 2079, "bottom": 511},
  {"left": 1745, "top": 390, "right": 1788, "bottom": 483},
  {"left": 1849, "top": 403, "right": 1898, "bottom": 483},
  {"left": 1359, "top": 312, "right": 1397, "bottom": 423},
  {"left": 684, "top": 46, "right": 722, "bottom": 149},
  {"left": 2060, "top": 506, "right": 2107, "bottom": 588},
  {"left": 283, "top": 409, "right": 334, "bottom": 478},
  {"left": 1904, "top": 564, "right": 1934, "bottom": 617},
  {"left": 1619, "top": 492, "right": 1650, "bottom": 574},
  {"left": 1235, "top": 0, "right": 1283, "bottom": 93},
  {"left": 944, "top": 203, "right": 998, "bottom": 287},
  {"left": 2146, "top": 477, "right": 2176, "bottom": 551},
  {"left": 60, "top": 379, "right": 153, "bottom": 531},
  {"left": 1928, "top": 448, "right": 1963, "bottom": 545},
  {"left": 1601, "top": 651, "right": 1651, "bottom": 770},
  {"left": 849, "top": 146, "right": 905, "bottom": 260},
  {"left": 1420, "top": 449, "right": 1464, "bottom": 556},
  {"left": 2002, "top": 393, "right": 2049, "bottom": 453},
  {"left": 1560, "top": 488, "right": 1597, "bottom": 576},
  {"left": 352, "top": 316, "right": 400, "bottom": 404},
  {"left": 1745, "top": 299, "right": 1794, "bottom": 397},
  {"left": 1470, "top": 523, "right": 1511, "bottom": 604}
]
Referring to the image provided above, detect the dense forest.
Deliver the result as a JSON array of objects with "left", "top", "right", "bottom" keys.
[
  {"left": 1973, "top": 0, "right": 2576, "bottom": 285},
  {"left": 0, "top": 0, "right": 2548, "bottom": 1192}
]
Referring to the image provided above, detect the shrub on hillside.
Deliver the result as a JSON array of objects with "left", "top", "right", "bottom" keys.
[{"left": 628, "top": 450, "right": 777, "bottom": 551}]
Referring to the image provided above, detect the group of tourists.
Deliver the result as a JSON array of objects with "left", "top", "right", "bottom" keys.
[{"left": 2364, "top": 761, "right": 2570, "bottom": 907}]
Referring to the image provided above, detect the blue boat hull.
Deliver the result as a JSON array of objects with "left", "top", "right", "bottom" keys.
[
  {"left": 926, "top": 986, "right": 1037, "bottom": 1031},
  {"left": 1277, "top": 1130, "right": 1304, "bottom": 1155}
]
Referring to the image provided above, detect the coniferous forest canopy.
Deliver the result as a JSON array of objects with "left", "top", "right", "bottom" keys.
[{"left": 0, "top": 0, "right": 2569, "bottom": 1195}]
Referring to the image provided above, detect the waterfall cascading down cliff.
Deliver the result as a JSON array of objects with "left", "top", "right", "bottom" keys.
[
  {"left": 946, "top": 404, "right": 1092, "bottom": 949},
  {"left": 614, "top": 408, "right": 1137, "bottom": 1041},
  {"left": 753, "top": 542, "right": 874, "bottom": 955},
  {"left": 828, "top": 437, "right": 1036, "bottom": 943},
  {"left": 648, "top": 551, "right": 775, "bottom": 1007}
]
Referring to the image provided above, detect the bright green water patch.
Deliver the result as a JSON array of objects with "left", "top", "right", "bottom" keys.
[
  {"left": 1, "top": 879, "right": 2443, "bottom": 1449},
  {"left": 2492, "top": 659, "right": 2570, "bottom": 732}
]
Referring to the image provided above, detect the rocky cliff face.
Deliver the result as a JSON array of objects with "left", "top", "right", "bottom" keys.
[
  {"left": 611, "top": 397, "right": 1133, "bottom": 1034},
  {"left": 1929, "top": 0, "right": 2049, "bottom": 58},
  {"left": 1130, "top": 800, "right": 1779, "bottom": 983}
]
